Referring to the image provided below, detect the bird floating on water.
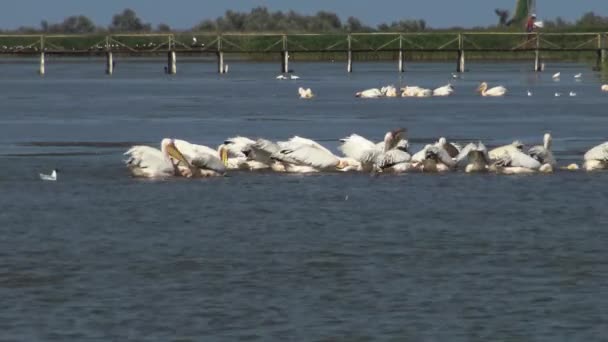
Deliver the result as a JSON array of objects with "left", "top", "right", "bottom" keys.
[
  {"left": 574, "top": 73, "right": 582, "bottom": 79},
  {"left": 527, "top": 90, "right": 533, "bottom": 97},
  {"left": 298, "top": 87, "right": 314, "bottom": 99},
  {"left": 451, "top": 73, "right": 460, "bottom": 79},
  {"left": 477, "top": 82, "right": 507, "bottom": 97},
  {"left": 601, "top": 84, "right": 608, "bottom": 92},
  {"left": 554, "top": 92, "right": 562, "bottom": 97},
  {"left": 552, "top": 72, "right": 561, "bottom": 80},
  {"left": 290, "top": 75, "right": 300, "bottom": 80},
  {"left": 40, "top": 169, "right": 58, "bottom": 181},
  {"left": 569, "top": 91, "right": 577, "bottom": 97}
]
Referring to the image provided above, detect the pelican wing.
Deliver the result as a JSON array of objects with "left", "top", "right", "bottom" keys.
[
  {"left": 124, "top": 145, "right": 174, "bottom": 177},
  {"left": 249, "top": 139, "right": 281, "bottom": 164},
  {"left": 584, "top": 142, "right": 608, "bottom": 161},
  {"left": 287, "top": 136, "right": 334, "bottom": 155},
  {"left": 499, "top": 150, "right": 541, "bottom": 169},
  {"left": 274, "top": 145, "right": 339, "bottom": 170},
  {"left": 339, "top": 134, "right": 379, "bottom": 162},
  {"left": 174, "top": 139, "right": 225, "bottom": 173},
  {"left": 222, "top": 136, "right": 255, "bottom": 158},
  {"left": 528, "top": 146, "right": 556, "bottom": 166},
  {"left": 376, "top": 149, "right": 412, "bottom": 169},
  {"left": 455, "top": 143, "right": 476, "bottom": 168}
]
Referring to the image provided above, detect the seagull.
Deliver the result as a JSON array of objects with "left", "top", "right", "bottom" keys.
[
  {"left": 552, "top": 72, "right": 561, "bottom": 81},
  {"left": 289, "top": 75, "right": 300, "bottom": 80},
  {"left": 276, "top": 75, "right": 287, "bottom": 80},
  {"left": 554, "top": 92, "right": 562, "bottom": 97},
  {"left": 574, "top": 73, "right": 582, "bottom": 79},
  {"left": 569, "top": 91, "right": 577, "bottom": 97},
  {"left": 451, "top": 73, "right": 460, "bottom": 79},
  {"left": 40, "top": 169, "right": 58, "bottom": 181},
  {"left": 527, "top": 90, "right": 533, "bottom": 97}
]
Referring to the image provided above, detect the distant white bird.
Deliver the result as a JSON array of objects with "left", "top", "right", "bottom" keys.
[
  {"left": 554, "top": 92, "right": 562, "bottom": 97},
  {"left": 276, "top": 75, "right": 287, "bottom": 80},
  {"left": 451, "top": 73, "right": 460, "bottom": 79},
  {"left": 477, "top": 82, "right": 507, "bottom": 97},
  {"left": 574, "top": 73, "right": 582, "bottom": 79},
  {"left": 552, "top": 72, "right": 561, "bottom": 80},
  {"left": 527, "top": 90, "right": 533, "bottom": 97},
  {"left": 192, "top": 37, "right": 197, "bottom": 44},
  {"left": 601, "top": 84, "right": 608, "bottom": 92},
  {"left": 355, "top": 88, "right": 382, "bottom": 98},
  {"left": 298, "top": 87, "right": 314, "bottom": 99},
  {"left": 433, "top": 84, "right": 455, "bottom": 97},
  {"left": 40, "top": 169, "right": 58, "bottom": 181},
  {"left": 569, "top": 91, "right": 577, "bottom": 97},
  {"left": 289, "top": 75, "right": 300, "bottom": 80}
]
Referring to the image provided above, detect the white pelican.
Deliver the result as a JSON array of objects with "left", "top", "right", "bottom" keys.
[
  {"left": 583, "top": 142, "right": 608, "bottom": 171},
  {"left": 400, "top": 86, "right": 432, "bottom": 98},
  {"left": 601, "top": 85, "right": 608, "bottom": 92},
  {"left": 477, "top": 82, "right": 507, "bottom": 97},
  {"left": 552, "top": 72, "right": 561, "bottom": 80},
  {"left": 276, "top": 74, "right": 287, "bottom": 80},
  {"left": 355, "top": 88, "right": 382, "bottom": 98},
  {"left": 272, "top": 136, "right": 361, "bottom": 173},
  {"left": 490, "top": 146, "right": 550, "bottom": 174},
  {"left": 217, "top": 136, "right": 269, "bottom": 170},
  {"left": 454, "top": 142, "right": 490, "bottom": 173},
  {"left": 415, "top": 145, "right": 454, "bottom": 172},
  {"left": 381, "top": 85, "right": 398, "bottom": 97},
  {"left": 339, "top": 129, "right": 411, "bottom": 172},
  {"left": 528, "top": 133, "right": 556, "bottom": 169},
  {"left": 489, "top": 140, "right": 524, "bottom": 160},
  {"left": 40, "top": 169, "right": 58, "bottom": 181},
  {"left": 125, "top": 138, "right": 192, "bottom": 178},
  {"left": 433, "top": 84, "right": 455, "bottom": 97},
  {"left": 173, "top": 139, "right": 226, "bottom": 177},
  {"left": 298, "top": 87, "right": 314, "bottom": 99}
]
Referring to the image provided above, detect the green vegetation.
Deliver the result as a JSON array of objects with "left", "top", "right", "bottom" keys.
[{"left": 3, "top": 5, "right": 607, "bottom": 34}]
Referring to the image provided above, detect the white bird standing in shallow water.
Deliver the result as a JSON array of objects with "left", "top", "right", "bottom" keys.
[
  {"left": 40, "top": 169, "right": 58, "bottom": 181},
  {"left": 477, "top": 82, "right": 507, "bottom": 97}
]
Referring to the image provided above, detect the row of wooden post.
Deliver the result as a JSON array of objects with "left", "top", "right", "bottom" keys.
[{"left": 35, "top": 33, "right": 608, "bottom": 75}]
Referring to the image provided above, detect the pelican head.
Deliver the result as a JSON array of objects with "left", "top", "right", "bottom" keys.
[
  {"left": 161, "top": 138, "right": 190, "bottom": 167},
  {"left": 477, "top": 82, "right": 488, "bottom": 93}
]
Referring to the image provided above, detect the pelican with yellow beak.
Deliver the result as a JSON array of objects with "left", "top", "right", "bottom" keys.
[
  {"left": 124, "top": 138, "right": 193, "bottom": 178},
  {"left": 477, "top": 82, "right": 507, "bottom": 97}
]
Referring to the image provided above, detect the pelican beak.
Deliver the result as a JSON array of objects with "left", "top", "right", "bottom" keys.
[
  {"left": 166, "top": 143, "right": 191, "bottom": 168},
  {"left": 220, "top": 146, "right": 228, "bottom": 166}
]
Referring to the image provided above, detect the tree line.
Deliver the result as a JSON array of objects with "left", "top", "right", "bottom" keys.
[{"left": 4, "top": 7, "right": 608, "bottom": 34}]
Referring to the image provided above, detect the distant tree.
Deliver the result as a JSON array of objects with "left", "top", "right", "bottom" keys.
[
  {"left": 40, "top": 20, "right": 49, "bottom": 32},
  {"left": 157, "top": 23, "right": 171, "bottom": 32},
  {"left": 109, "top": 9, "right": 151, "bottom": 32},
  {"left": 576, "top": 11, "right": 608, "bottom": 28},
  {"left": 495, "top": 9, "right": 510, "bottom": 26},
  {"left": 344, "top": 17, "right": 372, "bottom": 32}
]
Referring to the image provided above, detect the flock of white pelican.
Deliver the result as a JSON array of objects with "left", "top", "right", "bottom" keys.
[
  {"left": 349, "top": 82, "right": 608, "bottom": 98},
  {"left": 124, "top": 131, "right": 608, "bottom": 178}
]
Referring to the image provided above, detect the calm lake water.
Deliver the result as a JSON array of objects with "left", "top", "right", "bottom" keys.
[{"left": 1, "top": 58, "right": 608, "bottom": 341}]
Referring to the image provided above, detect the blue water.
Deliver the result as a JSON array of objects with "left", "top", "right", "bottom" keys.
[{"left": 1, "top": 58, "right": 608, "bottom": 341}]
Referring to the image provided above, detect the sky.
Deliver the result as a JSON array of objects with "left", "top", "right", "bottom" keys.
[{"left": 1, "top": 0, "right": 607, "bottom": 30}]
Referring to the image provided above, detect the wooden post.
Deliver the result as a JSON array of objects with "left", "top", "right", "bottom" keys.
[
  {"left": 534, "top": 33, "right": 542, "bottom": 72},
  {"left": 167, "top": 51, "right": 176, "bottom": 74},
  {"left": 217, "top": 35, "right": 225, "bottom": 73},
  {"left": 39, "top": 35, "right": 44, "bottom": 75},
  {"left": 281, "top": 35, "right": 288, "bottom": 73},
  {"left": 598, "top": 33, "right": 606, "bottom": 70},
  {"left": 398, "top": 35, "right": 404, "bottom": 72},
  {"left": 347, "top": 34, "right": 353, "bottom": 73},
  {"left": 457, "top": 34, "right": 465, "bottom": 72},
  {"left": 39, "top": 52, "right": 45, "bottom": 75},
  {"left": 106, "top": 51, "right": 113, "bottom": 75}
]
